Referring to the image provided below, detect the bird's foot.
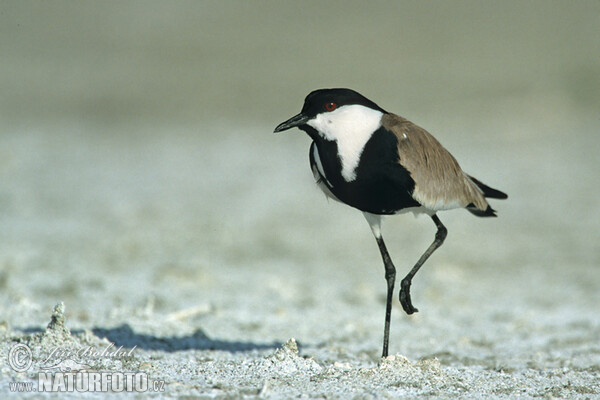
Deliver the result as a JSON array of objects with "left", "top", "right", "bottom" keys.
[{"left": 399, "top": 278, "right": 419, "bottom": 314}]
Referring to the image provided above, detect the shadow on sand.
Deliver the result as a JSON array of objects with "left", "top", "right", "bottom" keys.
[
  {"left": 91, "top": 324, "right": 281, "bottom": 352},
  {"left": 16, "top": 324, "right": 281, "bottom": 353}
]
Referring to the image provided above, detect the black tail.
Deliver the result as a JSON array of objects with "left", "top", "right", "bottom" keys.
[
  {"left": 466, "top": 176, "right": 507, "bottom": 217},
  {"left": 467, "top": 204, "right": 498, "bottom": 217},
  {"left": 468, "top": 176, "right": 508, "bottom": 199}
]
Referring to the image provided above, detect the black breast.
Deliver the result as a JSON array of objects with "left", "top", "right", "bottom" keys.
[{"left": 310, "top": 126, "right": 420, "bottom": 215}]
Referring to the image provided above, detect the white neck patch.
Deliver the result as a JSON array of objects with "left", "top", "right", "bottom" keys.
[{"left": 307, "top": 104, "right": 383, "bottom": 182}]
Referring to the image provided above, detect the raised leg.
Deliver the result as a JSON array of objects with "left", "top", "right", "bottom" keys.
[
  {"left": 364, "top": 213, "right": 396, "bottom": 358},
  {"left": 399, "top": 214, "right": 447, "bottom": 314}
]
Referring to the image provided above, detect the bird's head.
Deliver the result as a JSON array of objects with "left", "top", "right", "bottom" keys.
[{"left": 274, "top": 88, "right": 387, "bottom": 140}]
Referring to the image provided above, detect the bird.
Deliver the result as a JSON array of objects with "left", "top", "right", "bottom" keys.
[{"left": 274, "top": 88, "right": 507, "bottom": 358}]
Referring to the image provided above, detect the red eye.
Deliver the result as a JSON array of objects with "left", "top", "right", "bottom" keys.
[{"left": 325, "top": 102, "right": 337, "bottom": 111}]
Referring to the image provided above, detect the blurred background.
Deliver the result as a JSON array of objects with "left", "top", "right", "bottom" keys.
[
  {"left": 0, "top": 1, "right": 598, "bottom": 351},
  {"left": 2, "top": 1, "right": 599, "bottom": 127}
]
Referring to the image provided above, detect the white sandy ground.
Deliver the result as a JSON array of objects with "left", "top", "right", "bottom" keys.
[{"left": 0, "top": 114, "right": 598, "bottom": 399}]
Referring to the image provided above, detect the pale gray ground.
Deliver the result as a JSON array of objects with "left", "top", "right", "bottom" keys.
[{"left": 1, "top": 2, "right": 599, "bottom": 399}]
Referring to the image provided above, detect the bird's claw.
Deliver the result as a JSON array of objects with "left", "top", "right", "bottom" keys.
[{"left": 399, "top": 279, "right": 419, "bottom": 314}]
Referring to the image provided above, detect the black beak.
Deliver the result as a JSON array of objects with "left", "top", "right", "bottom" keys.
[{"left": 274, "top": 113, "right": 309, "bottom": 133}]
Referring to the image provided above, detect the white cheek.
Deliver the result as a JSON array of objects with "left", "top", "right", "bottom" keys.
[{"left": 307, "top": 105, "right": 383, "bottom": 182}]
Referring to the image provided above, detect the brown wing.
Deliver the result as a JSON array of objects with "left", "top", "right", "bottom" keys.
[{"left": 381, "top": 113, "right": 489, "bottom": 212}]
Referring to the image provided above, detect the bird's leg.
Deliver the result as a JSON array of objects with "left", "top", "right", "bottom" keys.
[
  {"left": 375, "top": 235, "right": 395, "bottom": 358},
  {"left": 399, "top": 214, "right": 447, "bottom": 314},
  {"left": 363, "top": 212, "right": 396, "bottom": 358}
]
